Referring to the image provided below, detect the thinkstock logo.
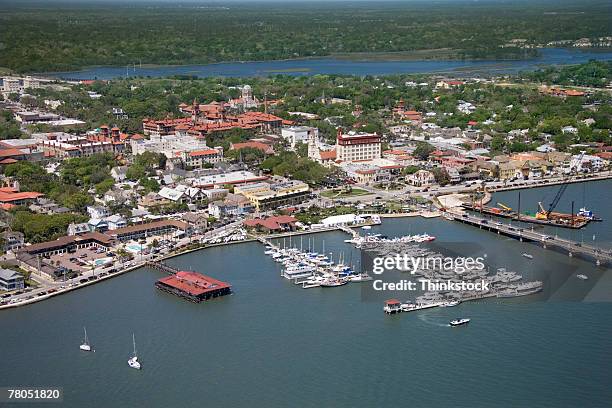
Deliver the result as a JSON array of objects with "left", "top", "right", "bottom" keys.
[{"left": 358, "top": 241, "right": 601, "bottom": 303}]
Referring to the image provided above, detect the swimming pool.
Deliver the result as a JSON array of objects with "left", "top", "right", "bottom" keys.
[{"left": 126, "top": 243, "right": 146, "bottom": 253}]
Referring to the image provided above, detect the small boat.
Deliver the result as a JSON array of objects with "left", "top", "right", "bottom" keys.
[
  {"left": 320, "top": 278, "right": 349, "bottom": 287},
  {"left": 79, "top": 327, "right": 92, "bottom": 352},
  {"left": 349, "top": 273, "right": 373, "bottom": 282},
  {"left": 577, "top": 274, "right": 588, "bottom": 280},
  {"left": 522, "top": 253, "right": 533, "bottom": 259},
  {"left": 449, "top": 318, "right": 470, "bottom": 327},
  {"left": 128, "top": 333, "right": 141, "bottom": 370},
  {"left": 361, "top": 225, "right": 372, "bottom": 230},
  {"left": 439, "top": 300, "right": 460, "bottom": 307}
]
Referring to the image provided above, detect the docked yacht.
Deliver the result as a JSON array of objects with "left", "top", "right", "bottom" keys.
[
  {"left": 439, "top": 300, "right": 461, "bottom": 307},
  {"left": 449, "top": 318, "right": 470, "bottom": 327},
  {"left": 320, "top": 277, "right": 349, "bottom": 287},
  {"left": 349, "top": 273, "right": 373, "bottom": 282}
]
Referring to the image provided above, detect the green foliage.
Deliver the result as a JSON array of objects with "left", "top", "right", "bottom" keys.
[
  {"left": 413, "top": 142, "right": 435, "bottom": 161},
  {"left": 261, "top": 151, "right": 329, "bottom": 185},
  {"left": 432, "top": 167, "right": 450, "bottom": 186},
  {"left": 10, "top": 210, "right": 88, "bottom": 243},
  {"left": 1, "top": 2, "right": 609, "bottom": 72},
  {"left": 0, "top": 109, "right": 24, "bottom": 140},
  {"left": 525, "top": 60, "right": 612, "bottom": 88}
]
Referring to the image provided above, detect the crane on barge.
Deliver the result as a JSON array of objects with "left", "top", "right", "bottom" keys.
[{"left": 536, "top": 151, "right": 585, "bottom": 223}]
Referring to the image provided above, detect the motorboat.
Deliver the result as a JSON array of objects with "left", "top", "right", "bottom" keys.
[
  {"left": 128, "top": 333, "right": 141, "bottom": 370},
  {"left": 522, "top": 253, "right": 533, "bottom": 259},
  {"left": 577, "top": 274, "right": 588, "bottom": 280},
  {"left": 449, "top": 318, "right": 470, "bottom": 327},
  {"left": 439, "top": 300, "right": 460, "bottom": 307}
]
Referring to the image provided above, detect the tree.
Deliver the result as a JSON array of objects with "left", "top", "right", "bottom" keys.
[
  {"left": 432, "top": 167, "right": 450, "bottom": 186},
  {"left": 413, "top": 142, "right": 435, "bottom": 161}
]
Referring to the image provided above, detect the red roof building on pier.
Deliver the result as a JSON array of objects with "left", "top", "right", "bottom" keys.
[{"left": 156, "top": 271, "right": 232, "bottom": 302}]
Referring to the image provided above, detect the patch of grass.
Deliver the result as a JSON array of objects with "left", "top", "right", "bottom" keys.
[{"left": 320, "top": 188, "right": 371, "bottom": 198}]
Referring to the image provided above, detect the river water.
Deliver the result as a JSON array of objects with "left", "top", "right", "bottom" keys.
[
  {"left": 0, "top": 181, "right": 610, "bottom": 407},
  {"left": 46, "top": 48, "right": 612, "bottom": 80}
]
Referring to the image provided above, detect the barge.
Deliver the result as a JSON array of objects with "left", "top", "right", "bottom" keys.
[
  {"left": 461, "top": 203, "right": 589, "bottom": 229},
  {"left": 155, "top": 271, "right": 231, "bottom": 303}
]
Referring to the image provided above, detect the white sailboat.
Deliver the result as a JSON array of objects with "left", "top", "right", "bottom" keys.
[
  {"left": 128, "top": 333, "right": 141, "bottom": 370},
  {"left": 80, "top": 327, "right": 92, "bottom": 352}
]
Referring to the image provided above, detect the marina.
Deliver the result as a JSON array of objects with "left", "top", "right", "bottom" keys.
[{"left": 0, "top": 214, "right": 609, "bottom": 407}]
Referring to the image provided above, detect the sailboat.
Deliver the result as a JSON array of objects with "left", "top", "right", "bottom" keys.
[
  {"left": 80, "top": 327, "right": 92, "bottom": 352},
  {"left": 128, "top": 333, "right": 141, "bottom": 370}
]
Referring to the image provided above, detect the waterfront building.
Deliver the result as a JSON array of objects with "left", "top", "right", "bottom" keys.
[
  {"left": 233, "top": 180, "right": 310, "bottom": 212},
  {"left": 155, "top": 271, "right": 231, "bottom": 303},
  {"left": 106, "top": 220, "right": 189, "bottom": 242},
  {"left": 0, "top": 268, "right": 25, "bottom": 292},
  {"left": 207, "top": 193, "right": 253, "bottom": 218},
  {"left": 243, "top": 215, "right": 298, "bottom": 233}
]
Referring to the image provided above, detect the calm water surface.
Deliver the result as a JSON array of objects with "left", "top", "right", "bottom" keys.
[
  {"left": 46, "top": 48, "right": 612, "bottom": 80},
  {"left": 0, "top": 183, "right": 611, "bottom": 407}
]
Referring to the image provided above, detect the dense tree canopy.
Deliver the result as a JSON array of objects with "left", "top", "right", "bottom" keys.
[{"left": 1, "top": 1, "right": 609, "bottom": 72}]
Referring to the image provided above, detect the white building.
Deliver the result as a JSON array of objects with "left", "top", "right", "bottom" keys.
[
  {"left": 407, "top": 170, "right": 436, "bottom": 187},
  {"left": 281, "top": 126, "right": 319, "bottom": 148}
]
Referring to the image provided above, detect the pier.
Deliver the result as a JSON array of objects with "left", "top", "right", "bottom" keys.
[{"left": 445, "top": 210, "right": 611, "bottom": 266}]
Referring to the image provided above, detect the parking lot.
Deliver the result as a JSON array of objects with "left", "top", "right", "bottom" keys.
[{"left": 47, "top": 246, "right": 114, "bottom": 273}]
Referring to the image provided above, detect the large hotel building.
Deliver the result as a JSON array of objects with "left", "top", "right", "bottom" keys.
[{"left": 335, "top": 129, "right": 382, "bottom": 162}]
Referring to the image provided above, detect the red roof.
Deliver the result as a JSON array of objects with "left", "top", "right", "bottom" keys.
[
  {"left": 157, "top": 271, "right": 231, "bottom": 296},
  {"left": 244, "top": 215, "right": 297, "bottom": 231},
  {"left": 0, "top": 191, "right": 44, "bottom": 203},
  {"left": 189, "top": 149, "right": 219, "bottom": 157},
  {"left": 385, "top": 299, "right": 401, "bottom": 305},
  {"left": 319, "top": 149, "right": 337, "bottom": 160},
  {"left": 0, "top": 148, "right": 26, "bottom": 158},
  {"left": 468, "top": 121, "right": 478, "bottom": 126},
  {"left": 230, "top": 141, "right": 274, "bottom": 154},
  {"left": 0, "top": 158, "right": 18, "bottom": 164},
  {"left": 0, "top": 203, "right": 15, "bottom": 210}
]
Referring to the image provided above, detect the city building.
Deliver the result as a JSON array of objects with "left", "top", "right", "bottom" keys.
[
  {"left": 335, "top": 129, "right": 382, "bottom": 163},
  {"left": 234, "top": 180, "right": 310, "bottom": 212},
  {"left": 281, "top": 126, "right": 319, "bottom": 148},
  {"left": 0, "top": 268, "right": 25, "bottom": 292},
  {"left": 407, "top": 170, "right": 436, "bottom": 187}
]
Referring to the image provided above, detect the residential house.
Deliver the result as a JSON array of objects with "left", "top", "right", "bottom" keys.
[
  {"left": 87, "top": 205, "right": 110, "bottom": 220},
  {"left": 208, "top": 193, "right": 253, "bottom": 218},
  {"left": 0, "top": 268, "right": 25, "bottom": 291},
  {"left": 110, "top": 166, "right": 128, "bottom": 182},
  {"left": 67, "top": 223, "right": 91, "bottom": 236},
  {"left": 105, "top": 214, "right": 127, "bottom": 230},
  {"left": 181, "top": 212, "right": 209, "bottom": 232},
  {"left": 1, "top": 231, "right": 24, "bottom": 252}
]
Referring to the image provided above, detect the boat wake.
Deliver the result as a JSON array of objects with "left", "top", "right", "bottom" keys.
[{"left": 417, "top": 314, "right": 448, "bottom": 328}]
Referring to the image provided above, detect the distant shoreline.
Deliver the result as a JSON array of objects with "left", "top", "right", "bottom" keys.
[{"left": 34, "top": 47, "right": 609, "bottom": 78}]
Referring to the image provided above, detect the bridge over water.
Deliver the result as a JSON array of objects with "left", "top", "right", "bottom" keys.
[{"left": 445, "top": 211, "right": 611, "bottom": 267}]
